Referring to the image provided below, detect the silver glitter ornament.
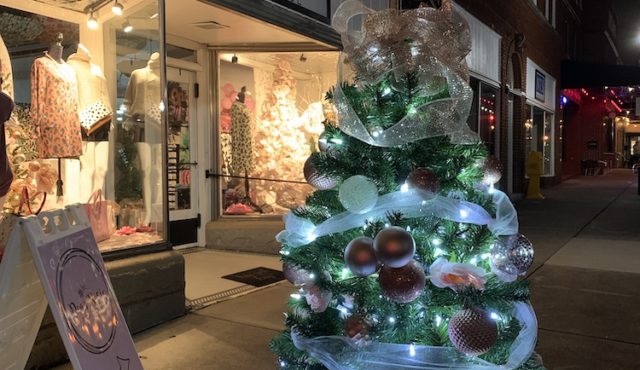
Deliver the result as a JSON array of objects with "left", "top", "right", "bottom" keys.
[
  {"left": 448, "top": 307, "right": 498, "bottom": 356},
  {"left": 490, "top": 234, "right": 534, "bottom": 278},
  {"left": 304, "top": 156, "right": 338, "bottom": 190},
  {"left": 378, "top": 260, "right": 425, "bottom": 303}
]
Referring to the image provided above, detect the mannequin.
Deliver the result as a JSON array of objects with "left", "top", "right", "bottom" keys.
[
  {"left": 67, "top": 44, "right": 112, "bottom": 202},
  {"left": 123, "top": 52, "right": 163, "bottom": 225},
  {"left": 67, "top": 43, "right": 113, "bottom": 135},
  {"left": 0, "top": 88, "right": 14, "bottom": 205},
  {"left": 231, "top": 86, "right": 254, "bottom": 176},
  {"left": 31, "top": 33, "right": 83, "bottom": 197}
]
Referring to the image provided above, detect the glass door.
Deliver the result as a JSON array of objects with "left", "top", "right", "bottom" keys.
[{"left": 167, "top": 67, "right": 200, "bottom": 247}]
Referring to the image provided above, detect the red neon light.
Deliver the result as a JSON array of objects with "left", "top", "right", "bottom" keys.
[{"left": 610, "top": 100, "right": 623, "bottom": 113}]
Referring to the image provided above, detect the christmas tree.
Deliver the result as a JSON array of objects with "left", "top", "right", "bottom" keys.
[
  {"left": 253, "top": 60, "right": 315, "bottom": 211},
  {"left": 270, "top": 1, "right": 543, "bottom": 369}
]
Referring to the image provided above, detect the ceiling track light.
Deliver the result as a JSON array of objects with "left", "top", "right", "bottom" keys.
[
  {"left": 231, "top": 54, "right": 238, "bottom": 64},
  {"left": 299, "top": 53, "right": 307, "bottom": 62},
  {"left": 112, "top": 0, "right": 124, "bottom": 16},
  {"left": 123, "top": 19, "right": 133, "bottom": 33},
  {"left": 87, "top": 11, "right": 98, "bottom": 30}
]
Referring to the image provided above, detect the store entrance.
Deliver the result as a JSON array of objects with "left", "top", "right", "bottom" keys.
[{"left": 167, "top": 67, "right": 200, "bottom": 248}]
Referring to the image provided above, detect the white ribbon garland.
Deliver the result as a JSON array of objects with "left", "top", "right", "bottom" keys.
[
  {"left": 291, "top": 302, "right": 538, "bottom": 370},
  {"left": 276, "top": 189, "right": 518, "bottom": 247}
]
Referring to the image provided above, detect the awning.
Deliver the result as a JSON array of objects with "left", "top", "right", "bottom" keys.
[{"left": 562, "top": 60, "right": 640, "bottom": 88}]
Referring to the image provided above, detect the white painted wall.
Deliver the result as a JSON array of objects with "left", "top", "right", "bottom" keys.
[{"left": 452, "top": 2, "right": 502, "bottom": 85}]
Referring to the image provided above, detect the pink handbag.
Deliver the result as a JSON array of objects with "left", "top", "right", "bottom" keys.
[{"left": 83, "top": 189, "right": 110, "bottom": 243}]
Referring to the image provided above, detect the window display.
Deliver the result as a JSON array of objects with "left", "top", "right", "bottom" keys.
[
  {"left": 219, "top": 52, "right": 338, "bottom": 216},
  {"left": 0, "top": 1, "right": 166, "bottom": 253}
]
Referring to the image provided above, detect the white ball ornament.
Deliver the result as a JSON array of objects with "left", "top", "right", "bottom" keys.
[{"left": 338, "top": 175, "right": 379, "bottom": 214}]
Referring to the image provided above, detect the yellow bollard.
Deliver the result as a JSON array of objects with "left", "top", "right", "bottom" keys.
[{"left": 526, "top": 151, "right": 544, "bottom": 199}]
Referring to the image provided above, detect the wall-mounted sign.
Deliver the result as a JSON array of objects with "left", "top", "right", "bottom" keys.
[{"left": 535, "top": 70, "right": 545, "bottom": 102}]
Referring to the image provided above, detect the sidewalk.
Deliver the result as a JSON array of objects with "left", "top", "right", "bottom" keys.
[{"left": 55, "top": 169, "right": 640, "bottom": 369}]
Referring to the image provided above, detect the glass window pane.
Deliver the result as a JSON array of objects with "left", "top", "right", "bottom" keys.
[
  {"left": 479, "top": 83, "right": 498, "bottom": 156},
  {"left": 218, "top": 51, "right": 338, "bottom": 215},
  {"left": 543, "top": 111, "right": 553, "bottom": 175}
]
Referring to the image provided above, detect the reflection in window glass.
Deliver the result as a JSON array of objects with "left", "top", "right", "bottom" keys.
[
  {"left": 219, "top": 52, "right": 338, "bottom": 215},
  {"left": 525, "top": 104, "right": 553, "bottom": 176},
  {"left": 479, "top": 84, "right": 498, "bottom": 155}
]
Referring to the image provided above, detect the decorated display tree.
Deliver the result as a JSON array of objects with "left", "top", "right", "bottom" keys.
[
  {"left": 270, "top": 1, "right": 544, "bottom": 370},
  {"left": 253, "top": 60, "right": 314, "bottom": 211}
]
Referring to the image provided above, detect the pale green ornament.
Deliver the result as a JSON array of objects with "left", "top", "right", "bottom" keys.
[{"left": 339, "top": 175, "right": 378, "bottom": 214}]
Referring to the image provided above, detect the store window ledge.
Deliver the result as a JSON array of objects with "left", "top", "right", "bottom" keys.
[{"left": 206, "top": 218, "right": 283, "bottom": 255}]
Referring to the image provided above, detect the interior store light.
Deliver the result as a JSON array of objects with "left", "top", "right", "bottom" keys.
[
  {"left": 299, "top": 53, "right": 307, "bottom": 62},
  {"left": 112, "top": 0, "right": 124, "bottom": 16},
  {"left": 123, "top": 19, "right": 133, "bottom": 33},
  {"left": 231, "top": 54, "right": 238, "bottom": 64},
  {"left": 87, "top": 11, "right": 98, "bottom": 30}
]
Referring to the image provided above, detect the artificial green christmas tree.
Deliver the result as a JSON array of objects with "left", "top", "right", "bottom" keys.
[{"left": 271, "top": 1, "right": 544, "bottom": 369}]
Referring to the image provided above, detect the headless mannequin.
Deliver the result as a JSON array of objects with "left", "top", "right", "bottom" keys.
[
  {"left": 124, "top": 52, "right": 163, "bottom": 225},
  {"left": 68, "top": 44, "right": 111, "bottom": 203},
  {"left": 48, "top": 34, "right": 66, "bottom": 197}
]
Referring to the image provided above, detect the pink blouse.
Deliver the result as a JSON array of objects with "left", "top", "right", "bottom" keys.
[{"left": 30, "top": 54, "right": 83, "bottom": 158}]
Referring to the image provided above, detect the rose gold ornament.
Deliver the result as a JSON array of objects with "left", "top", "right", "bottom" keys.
[
  {"left": 344, "top": 313, "right": 370, "bottom": 338},
  {"left": 448, "top": 307, "right": 498, "bottom": 355},
  {"left": 378, "top": 260, "right": 425, "bottom": 303},
  {"left": 406, "top": 167, "right": 439, "bottom": 193},
  {"left": 344, "top": 237, "right": 378, "bottom": 276},
  {"left": 374, "top": 226, "right": 416, "bottom": 268},
  {"left": 303, "top": 156, "right": 337, "bottom": 190}
]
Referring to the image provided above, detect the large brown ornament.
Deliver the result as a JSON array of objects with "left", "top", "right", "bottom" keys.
[
  {"left": 344, "top": 237, "right": 379, "bottom": 276},
  {"left": 482, "top": 156, "right": 503, "bottom": 186},
  {"left": 448, "top": 307, "right": 498, "bottom": 356},
  {"left": 406, "top": 167, "right": 439, "bottom": 193},
  {"left": 303, "top": 156, "right": 337, "bottom": 190},
  {"left": 378, "top": 260, "right": 426, "bottom": 303},
  {"left": 374, "top": 226, "right": 416, "bottom": 268}
]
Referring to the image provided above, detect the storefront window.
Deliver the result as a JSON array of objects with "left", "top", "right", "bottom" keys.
[
  {"left": 218, "top": 51, "right": 338, "bottom": 215},
  {"left": 525, "top": 104, "right": 553, "bottom": 176},
  {"left": 1, "top": 0, "right": 166, "bottom": 253},
  {"left": 467, "top": 78, "right": 499, "bottom": 156}
]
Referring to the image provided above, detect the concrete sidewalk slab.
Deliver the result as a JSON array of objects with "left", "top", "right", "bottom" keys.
[
  {"left": 197, "top": 283, "right": 291, "bottom": 332},
  {"left": 546, "top": 238, "right": 640, "bottom": 273},
  {"left": 530, "top": 265, "right": 640, "bottom": 344},
  {"left": 536, "top": 329, "right": 640, "bottom": 370}
]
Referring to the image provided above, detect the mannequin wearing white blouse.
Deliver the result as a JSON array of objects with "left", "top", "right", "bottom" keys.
[
  {"left": 67, "top": 44, "right": 112, "bottom": 203},
  {"left": 123, "top": 52, "right": 163, "bottom": 225}
]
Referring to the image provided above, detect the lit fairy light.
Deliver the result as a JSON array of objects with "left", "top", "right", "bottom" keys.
[
  {"left": 331, "top": 138, "right": 344, "bottom": 145},
  {"left": 459, "top": 209, "right": 469, "bottom": 219},
  {"left": 406, "top": 226, "right": 412, "bottom": 232},
  {"left": 488, "top": 183, "right": 496, "bottom": 194},
  {"left": 290, "top": 293, "right": 302, "bottom": 300},
  {"left": 388, "top": 316, "right": 396, "bottom": 324},
  {"left": 382, "top": 87, "right": 392, "bottom": 96},
  {"left": 421, "top": 200, "right": 427, "bottom": 205},
  {"left": 435, "top": 315, "right": 442, "bottom": 326},
  {"left": 409, "top": 343, "right": 416, "bottom": 357},
  {"left": 401, "top": 183, "right": 409, "bottom": 192},
  {"left": 280, "top": 359, "right": 287, "bottom": 367},
  {"left": 481, "top": 253, "right": 492, "bottom": 260},
  {"left": 408, "top": 106, "right": 418, "bottom": 115},
  {"left": 279, "top": 249, "right": 290, "bottom": 256},
  {"left": 490, "top": 312, "right": 500, "bottom": 321},
  {"left": 385, "top": 223, "right": 390, "bottom": 228},
  {"left": 433, "top": 247, "right": 445, "bottom": 257},
  {"left": 308, "top": 273, "right": 316, "bottom": 280},
  {"left": 469, "top": 256, "right": 478, "bottom": 265},
  {"left": 341, "top": 268, "right": 350, "bottom": 279},
  {"left": 432, "top": 238, "right": 442, "bottom": 246},
  {"left": 307, "top": 232, "right": 317, "bottom": 242}
]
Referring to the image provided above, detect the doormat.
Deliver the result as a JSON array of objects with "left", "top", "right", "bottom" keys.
[{"left": 221, "top": 267, "right": 284, "bottom": 287}]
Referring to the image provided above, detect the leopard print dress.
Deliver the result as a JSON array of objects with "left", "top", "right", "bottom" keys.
[{"left": 230, "top": 101, "right": 254, "bottom": 176}]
